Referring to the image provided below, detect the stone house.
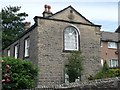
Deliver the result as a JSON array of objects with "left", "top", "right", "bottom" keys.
[
  {"left": 100, "top": 31, "right": 118, "bottom": 68},
  {"left": 2, "top": 5, "right": 102, "bottom": 87}
]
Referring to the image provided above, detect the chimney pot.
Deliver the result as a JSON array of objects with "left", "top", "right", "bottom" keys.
[
  {"left": 25, "top": 22, "right": 31, "bottom": 30},
  {"left": 45, "top": 4, "right": 48, "bottom": 8},
  {"left": 48, "top": 5, "right": 51, "bottom": 13},
  {"left": 43, "top": 5, "right": 52, "bottom": 17},
  {"left": 44, "top": 5, "right": 48, "bottom": 12}
]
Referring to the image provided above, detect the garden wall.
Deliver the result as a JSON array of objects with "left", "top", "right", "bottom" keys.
[{"left": 34, "top": 77, "right": 120, "bottom": 90}]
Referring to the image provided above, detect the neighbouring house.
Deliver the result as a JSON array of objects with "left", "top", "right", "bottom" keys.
[
  {"left": 115, "top": 25, "right": 120, "bottom": 67},
  {"left": 2, "top": 5, "right": 102, "bottom": 87},
  {"left": 100, "top": 31, "right": 118, "bottom": 68}
]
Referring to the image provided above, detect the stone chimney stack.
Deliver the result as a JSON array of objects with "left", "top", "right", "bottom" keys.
[
  {"left": 25, "top": 22, "right": 31, "bottom": 30},
  {"left": 42, "top": 5, "right": 52, "bottom": 17}
]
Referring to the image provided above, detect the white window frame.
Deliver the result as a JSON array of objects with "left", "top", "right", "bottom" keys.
[
  {"left": 7, "top": 49, "right": 10, "bottom": 56},
  {"left": 109, "top": 59, "right": 118, "bottom": 68},
  {"left": 14, "top": 44, "right": 18, "bottom": 59},
  {"left": 108, "top": 42, "right": 117, "bottom": 49},
  {"left": 64, "top": 26, "right": 79, "bottom": 51},
  {"left": 24, "top": 38, "right": 30, "bottom": 57},
  {"left": 101, "top": 59, "right": 104, "bottom": 66},
  {"left": 100, "top": 41, "right": 103, "bottom": 47}
]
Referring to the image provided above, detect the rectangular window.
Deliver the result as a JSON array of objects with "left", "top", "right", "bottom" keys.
[
  {"left": 109, "top": 59, "right": 118, "bottom": 68},
  {"left": 24, "top": 38, "right": 30, "bottom": 57},
  {"left": 100, "top": 41, "right": 103, "bottom": 47},
  {"left": 108, "top": 42, "right": 117, "bottom": 49},
  {"left": 14, "top": 44, "right": 18, "bottom": 59},
  {"left": 7, "top": 49, "right": 10, "bottom": 56},
  {"left": 101, "top": 59, "right": 104, "bottom": 66}
]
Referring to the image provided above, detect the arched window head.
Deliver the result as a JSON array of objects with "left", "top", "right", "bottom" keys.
[{"left": 64, "top": 26, "right": 79, "bottom": 51}]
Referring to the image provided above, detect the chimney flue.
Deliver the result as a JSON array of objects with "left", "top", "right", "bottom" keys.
[
  {"left": 44, "top": 4, "right": 48, "bottom": 12},
  {"left": 48, "top": 5, "right": 51, "bottom": 13},
  {"left": 42, "top": 5, "right": 52, "bottom": 17}
]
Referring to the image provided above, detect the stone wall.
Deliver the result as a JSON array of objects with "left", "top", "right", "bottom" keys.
[
  {"left": 36, "top": 17, "right": 101, "bottom": 86},
  {"left": 35, "top": 77, "right": 120, "bottom": 90},
  {"left": 2, "top": 26, "right": 38, "bottom": 65}
]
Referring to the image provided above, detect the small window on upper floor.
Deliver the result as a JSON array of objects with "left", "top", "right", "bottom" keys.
[
  {"left": 7, "top": 49, "right": 10, "bottom": 56},
  {"left": 14, "top": 44, "right": 19, "bottom": 59},
  {"left": 64, "top": 26, "right": 79, "bottom": 51},
  {"left": 108, "top": 42, "right": 117, "bottom": 49},
  {"left": 24, "top": 37, "right": 30, "bottom": 58}
]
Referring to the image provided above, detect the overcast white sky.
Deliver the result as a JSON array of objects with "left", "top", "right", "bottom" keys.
[{"left": 1, "top": 0, "right": 120, "bottom": 32}]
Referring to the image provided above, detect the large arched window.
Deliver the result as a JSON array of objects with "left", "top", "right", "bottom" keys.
[{"left": 64, "top": 26, "right": 79, "bottom": 51}]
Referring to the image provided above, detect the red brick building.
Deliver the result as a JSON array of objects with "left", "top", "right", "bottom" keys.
[{"left": 100, "top": 31, "right": 118, "bottom": 68}]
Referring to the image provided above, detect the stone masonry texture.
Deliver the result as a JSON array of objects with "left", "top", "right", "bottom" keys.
[
  {"left": 36, "top": 16, "right": 101, "bottom": 87},
  {"left": 3, "top": 6, "right": 102, "bottom": 87}
]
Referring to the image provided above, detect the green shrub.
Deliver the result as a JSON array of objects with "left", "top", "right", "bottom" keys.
[
  {"left": 88, "top": 61, "right": 120, "bottom": 80},
  {"left": 66, "top": 51, "right": 84, "bottom": 82},
  {"left": 2, "top": 57, "right": 38, "bottom": 90}
]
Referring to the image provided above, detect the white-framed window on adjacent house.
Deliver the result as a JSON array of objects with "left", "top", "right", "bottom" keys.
[
  {"left": 100, "top": 41, "right": 103, "bottom": 47},
  {"left": 24, "top": 37, "right": 30, "bottom": 57},
  {"left": 14, "top": 44, "right": 19, "bottom": 59},
  {"left": 109, "top": 59, "right": 118, "bottom": 68},
  {"left": 64, "top": 26, "right": 79, "bottom": 51},
  {"left": 7, "top": 49, "right": 10, "bottom": 56},
  {"left": 108, "top": 42, "right": 117, "bottom": 49},
  {"left": 101, "top": 59, "right": 104, "bottom": 66}
]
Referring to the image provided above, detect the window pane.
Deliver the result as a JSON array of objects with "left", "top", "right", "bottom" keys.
[
  {"left": 101, "top": 59, "right": 104, "bottom": 66},
  {"left": 7, "top": 49, "right": 10, "bottom": 56},
  {"left": 108, "top": 42, "right": 117, "bottom": 49},
  {"left": 64, "top": 27, "right": 78, "bottom": 50},
  {"left": 24, "top": 38, "right": 30, "bottom": 57},
  {"left": 109, "top": 59, "right": 118, "bottom": 67},
  {"left": 14, "top": 45, "right": 18, "bottom": 59}
]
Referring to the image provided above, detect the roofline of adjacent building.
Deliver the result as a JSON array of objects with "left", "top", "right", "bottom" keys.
[
  {"left": 101, "top": 40, "right": 118, "bottom": 42},
  {"left": 100, "top": 31, "right": 118, "bottom": 42}
]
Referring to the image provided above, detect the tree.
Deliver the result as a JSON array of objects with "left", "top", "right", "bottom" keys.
[
  {"left": 2, "top": 57, "right": 38, "bottom": 89},
  {"left": 65, "top": 51, "right": 84, "bottom": 83},
  {"left": 1, "top": 6, "right": 28, "bottom": 48}
]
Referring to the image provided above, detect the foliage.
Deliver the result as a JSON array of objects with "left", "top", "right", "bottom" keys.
[
  {"left": 88, "top": 60, "right": 120, "bottom": 80},
  {"left": 1, "top": 6, "right": 28, "bottom": 48},
  {"left": 102, "top": 60, "right": 109, "bottom": 73},
  {"left": 66, "top": 51, "right": 84, "bottom": 83},
  {"left": 2, "top": 57, "right": 38, "bottom": 89}
]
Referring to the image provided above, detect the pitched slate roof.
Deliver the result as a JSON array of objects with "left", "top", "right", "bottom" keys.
[{"left": 101, "top": 31, "right": 118, "bottom": 42}]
